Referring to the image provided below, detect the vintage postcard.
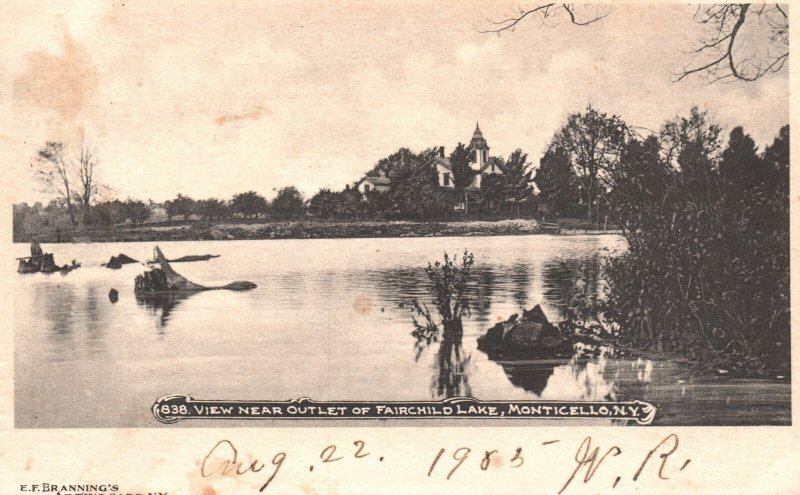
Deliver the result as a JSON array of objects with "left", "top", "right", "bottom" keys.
[{"left": 1, "top": 0, "right": 798, "bottom": 493}]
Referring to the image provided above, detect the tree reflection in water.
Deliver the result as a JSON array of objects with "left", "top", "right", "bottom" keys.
[
  {"left": 433, "top": 319, "right": 472, "bottom": 398},
  {"left": 541, "top": 254, "right": 601, "bottom": 319},
  {"left": 135, "top": 291, "right": 194, "bottom": 331}
]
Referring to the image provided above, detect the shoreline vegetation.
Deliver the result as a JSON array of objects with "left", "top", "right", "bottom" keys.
[{"left": 12, "top": 218, "right": 622, "bottom": 244}]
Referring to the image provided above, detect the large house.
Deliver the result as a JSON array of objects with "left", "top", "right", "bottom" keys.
[
  {"left": 356, "top": 123, "right": 502, "bottom": 194},
  {"left": 424, "top": 122, "right": 502, "bottom": 190}
]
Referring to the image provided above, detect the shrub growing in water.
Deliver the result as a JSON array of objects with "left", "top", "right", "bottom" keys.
[{"left": 410, "top": 251, "right": 475, "bottom": 397}]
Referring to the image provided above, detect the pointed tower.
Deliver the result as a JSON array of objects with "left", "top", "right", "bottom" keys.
[{"left": 468, "top": 122, "right": 489, "bottom": 170}]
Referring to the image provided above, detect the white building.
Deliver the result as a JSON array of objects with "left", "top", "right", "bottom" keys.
[
  {"left": 355, "top": 174, "right": 392, "bottom": 193},
  {"left": 422, "top": 123, "right": 502, "bottom": 190},
  {"left": 354, "top": 123, "right": 502, "bottom": 195}
]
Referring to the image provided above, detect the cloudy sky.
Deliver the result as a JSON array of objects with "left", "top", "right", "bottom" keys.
[{"left": 1, "top": 1, "right": 789, "bottom": 204}]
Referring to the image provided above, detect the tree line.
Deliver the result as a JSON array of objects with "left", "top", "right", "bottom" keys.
[
  {"left": 14, "top": 105, "right": 787, "bottom": 239},
  {"left": 15, "top": 141, "right": 546, "bottom": 233},
  {"left": 13, "top": 186, "right": 308, "bottom": 233}
]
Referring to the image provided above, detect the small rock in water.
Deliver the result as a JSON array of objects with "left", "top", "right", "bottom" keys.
[{"left": 108, "top": 288, "right": 119, "bottom": 303}]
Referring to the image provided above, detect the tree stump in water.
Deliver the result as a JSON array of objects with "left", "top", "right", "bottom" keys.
[
  {"left": 134, "top": 269, "right": 170, "bottom": 292},
  {"left": 134, "top": 246, "right": 255, "bottom": 292}
]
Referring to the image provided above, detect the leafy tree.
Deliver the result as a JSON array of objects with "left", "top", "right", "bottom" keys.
[
  {"left": 762, "top": 124, "right": 789, "bottom": 194},
  {"left": 230, "top": 191, "right": 269, "bottom": 220},
  {"left": 661, "top": 106, "right": 722, "bottom": 206},
  {"left": 165, "top": 194, "right": 196, "bottom": 221},
  {"left": 272, "top": 186, "right": 305, "bottom": 217},
  {"left": 604, "top": 135, "right": 667, "bottom": 237},
  {"left": 592, "top": 112, "right": 790, "bottom": 372},
  {"left": 500, "top": 149, "right": 535, "bottom": 217},
  {"left": 196, "top": 198, "right": 230, "bottom": 221},
  {"left": 551, "top": 105, "right": 628, "bottom": 226},
  {"left": 534, "top": 145, "right": 581, "bottom": 218},
  {"left": 121, "top": 198, "right": 151, "bottom": 226},
  {"left": 391, "top": 167, "right": 451, "bottom": 220},
  {"left": 719, "top": 127, "right": 764, "bottom": 200},
  {"left": 308, "top": 189, "right": 339, "bottom": 219},
  {"left": 364, "top": 189, "right": 393, "bottom": 220},
  {"left": 480, "top": 172, "right": 506, "bottom": 214},
  {"left": 368, "top": 147, "right": 439, "bottom": 182},
  {"left": 449, "top": 143, "right": 478, "bottom": 215},
  {"left": 92, "top": 199, "right": 125, "bottom": 226},
  {"left": 308, "top": 188, "right": 363, "bottom": 219}
]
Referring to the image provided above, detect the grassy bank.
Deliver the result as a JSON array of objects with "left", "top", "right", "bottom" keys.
[{"left": 13, "top": 219, "right": 555, "bottom": 243}]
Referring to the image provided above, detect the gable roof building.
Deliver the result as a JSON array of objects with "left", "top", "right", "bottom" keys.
[
  {"left": 419, "top": 123, "right": 501, "bottom": 190},
  {"left": 355, "top": 123, "right": 502, "bottom": 193}
]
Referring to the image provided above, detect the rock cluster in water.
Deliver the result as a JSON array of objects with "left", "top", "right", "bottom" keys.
[
  {"left": 477, "top": 304, "right": 573, "bottom": 359},
  {"left": 103, "top": 253, "right": 139, "bottom": 269}
]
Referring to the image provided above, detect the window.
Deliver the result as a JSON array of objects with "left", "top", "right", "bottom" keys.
[
  {"left": 443, "top": 173, "right": 451, "bottom": 186},
  {"left": 364, "top": 184, "right": 371, "bottom": 192}
]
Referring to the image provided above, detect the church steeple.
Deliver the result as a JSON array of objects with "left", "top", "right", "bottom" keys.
[
  {"left": 468, "top": 122, "right": 489, "bottom": 168},
  {"left": 470, "top": 122, "right": 488, "bottom": 150}
]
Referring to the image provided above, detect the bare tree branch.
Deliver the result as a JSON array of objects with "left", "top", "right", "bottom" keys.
[
  {"left": 675, "top": 4, "right": 789, "bottom": 82},
  {"left": 480, "top": 3, "right": 788, "bottom": 83},
  {"left": 35, "top": 141, "right": 106, "bottom": 226},
  {"left": 478, "top": 3, "right": 609, "bottom": 35}
]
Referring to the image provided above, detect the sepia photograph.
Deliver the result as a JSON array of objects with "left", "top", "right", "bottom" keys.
[{"left": 7, "top": 2, "right": 790, "bottom": 429}]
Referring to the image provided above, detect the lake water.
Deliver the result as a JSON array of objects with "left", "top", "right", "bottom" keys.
[{"left": 14, "top": 235, "right": 790, "bottom": 427}]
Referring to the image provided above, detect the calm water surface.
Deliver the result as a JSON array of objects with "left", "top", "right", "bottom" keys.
[{"left": 14, "top": 235, "right": 789, "bottom": 427}]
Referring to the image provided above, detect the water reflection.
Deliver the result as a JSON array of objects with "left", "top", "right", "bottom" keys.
[
  {"left": 494, "top": 359, "right": 566, "bottom": 396},
  {"left": 541, "top": 255, "right": 601, "bottom": 317},
  {"left": 508, "top": 262, "right": 532, "bottom": 311},
  {"left": 35, "top": 284, "right": 76, "bottom": 338},
  {"left": 134, "top": 291, "right": 194, "bottom": 330},
  {"left": 410, "top": 304, "right": 473, "bottom": 399},
  {"left": 16, "top": 236, "right": 789, "bottom": 427},
  {"left": 432, "top": 320, "right": 472, "bottom": 398}
]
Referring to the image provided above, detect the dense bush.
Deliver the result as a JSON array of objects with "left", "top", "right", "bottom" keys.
[{"left": 594, "top": 109, "right": 789, "bottom": 374}]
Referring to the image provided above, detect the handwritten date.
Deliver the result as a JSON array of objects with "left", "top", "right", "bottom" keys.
[{"left": 200, "top": 434, "right": 688, "bottom": 493}]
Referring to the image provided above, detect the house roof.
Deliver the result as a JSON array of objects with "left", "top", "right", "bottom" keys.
[
  {"left": 480, "top": 157, "right": 503, "bottom": 173},
  {"left": 362, "top": 176, "right": 392, "bottom": 185},
  {"left": 429, "top": 156, "right": 451, "bottom": 170}
]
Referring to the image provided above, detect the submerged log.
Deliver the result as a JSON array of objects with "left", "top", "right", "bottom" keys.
[
  {"left": 168, "top": 254, "right": 220, "bottom": 263},
  {"left": 134, "top": 246, "right": 255, "bottom": 293},
  {"left": 477, "top": 304, "right": 573, "bottom": 359}
]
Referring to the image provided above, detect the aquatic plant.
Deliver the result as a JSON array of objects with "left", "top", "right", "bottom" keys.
[
  {"left": 424, "top": 250, "right": 475, "bottom": 323},
  {"left": 410, "top": 251, "right": 475, "bottom": 397},
  {"left": 411, "top": 250, "right": 475, "bottom": 354}
]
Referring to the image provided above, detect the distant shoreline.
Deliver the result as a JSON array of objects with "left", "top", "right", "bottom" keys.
[{"left": 13, "top": 219, "right": 623, "bottom": 243}]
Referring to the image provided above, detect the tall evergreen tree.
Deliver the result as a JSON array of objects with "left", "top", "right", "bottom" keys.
[
  {"left": 720, "top": 127, "right": 764, "bottom": 200},
  {"left": 449, "top": 143, "right": 478, "bottom": 214},
  {"left": 500, "top": 149, "right": 535, "bottom": 216},
  {"left": 534, "top": 146, "right": 581, "bottom": 218}
]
